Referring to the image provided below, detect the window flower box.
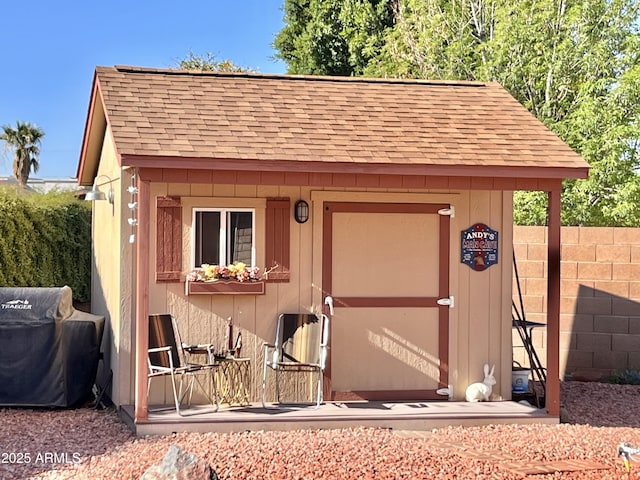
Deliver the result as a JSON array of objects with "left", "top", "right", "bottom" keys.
[
  {"left": 185, "top": 262, "right": 270, "bottom": 295},
  {"left": 186, "top": 279, "right": 265, "bottom": 295}
]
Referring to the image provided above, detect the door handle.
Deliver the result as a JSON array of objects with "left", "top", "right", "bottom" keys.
[{"left": 324, "top": 296, "right": 334, "bottom": 315}]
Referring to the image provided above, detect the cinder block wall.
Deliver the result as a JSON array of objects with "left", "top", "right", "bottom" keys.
[{"left": 513, "top": 226, "right": 640, "bottom": 381}]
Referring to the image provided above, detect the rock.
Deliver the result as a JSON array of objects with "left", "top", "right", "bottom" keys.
[
  {"left": 559, "top": 406, "right": 571, "bottom": 424},
  {"left": 140, "top": 445, "right": 218, "bottom": 480}
]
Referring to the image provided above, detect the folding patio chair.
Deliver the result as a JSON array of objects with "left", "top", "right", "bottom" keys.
[
  {"left": 262, "top": 313, "right": 330, "bottom": 408},
  {"left": 147, "top": 313, "right": 219, "bottom": 415}
]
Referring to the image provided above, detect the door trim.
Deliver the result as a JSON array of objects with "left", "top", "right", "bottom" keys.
[{"left": 322, "top": 201, "right": 451, "bottom": 401}]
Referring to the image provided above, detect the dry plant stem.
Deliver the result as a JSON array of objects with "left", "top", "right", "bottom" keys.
[{"left": 0, "top": 382, "right": 638, "bottom": 479}]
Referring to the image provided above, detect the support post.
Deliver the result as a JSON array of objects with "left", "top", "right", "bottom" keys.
[{"left": 546, "top": 187, "right": 561, "bottom": 416}]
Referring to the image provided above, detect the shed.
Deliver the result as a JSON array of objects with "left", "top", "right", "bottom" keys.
[{"left": 78, "top": 66, "right": 589, "bottom": 432}]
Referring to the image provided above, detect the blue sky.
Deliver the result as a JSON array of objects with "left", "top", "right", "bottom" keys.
[{"left": 0, "top": 1, "right": 287, "bottom": 179}]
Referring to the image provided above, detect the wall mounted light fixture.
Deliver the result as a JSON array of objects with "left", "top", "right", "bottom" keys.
[
  {"left": 294, "top": 199, "right": 309, "bottom": 224},
  {"left": 84, "top": 174, "right": 115, "bottom": 215}
]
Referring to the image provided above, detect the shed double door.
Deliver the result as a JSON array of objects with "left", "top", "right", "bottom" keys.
[{"left": 322, "top": 202, "right": 451, "bottom": 401}]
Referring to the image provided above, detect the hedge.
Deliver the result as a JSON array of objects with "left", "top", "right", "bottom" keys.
[{"left": 0, "top": 187, "right": 92, "bottom": 303}]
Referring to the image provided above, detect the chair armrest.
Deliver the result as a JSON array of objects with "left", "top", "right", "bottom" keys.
[
  {"left": 183, "top": 343, "right": 215, "bottom": 349},
  {"left": 148, "top": 346, "right": 175, "bottom": 370},
  {"left": 183, "top": 344, "right": 217, "bottom": 364},
  {"left": 262, "top": 343, "right": 278, "bottom": 366},
  {"left": 148, "top": 346, "right": 172, "bottom": 353},
  {"left": 263, "top": 343, "right": 276, "bottom": 357},
  {"left": 183, "top": 343, "right": 215, "bottom": 353}
]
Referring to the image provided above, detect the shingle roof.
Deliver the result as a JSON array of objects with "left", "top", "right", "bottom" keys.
[{"left": 88, "top": 65, "right": 588, "bottom": 178}]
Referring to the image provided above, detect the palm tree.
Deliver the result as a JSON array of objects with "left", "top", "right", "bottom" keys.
[{"left": 0, "top": 121, "right": 45, "bottom": 189}]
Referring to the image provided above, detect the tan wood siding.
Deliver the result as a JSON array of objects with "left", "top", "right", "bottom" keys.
[{"left": 139, "top": 185, "right": 512, "bottom": 406}]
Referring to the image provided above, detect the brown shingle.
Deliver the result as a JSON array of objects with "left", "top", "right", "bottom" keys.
[{"left": 93, "top": 65, "right": 588, "bottom": 177}]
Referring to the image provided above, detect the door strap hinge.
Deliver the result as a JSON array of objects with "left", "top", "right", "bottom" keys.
[
  {"left": 437, "top": 296, "right": 455, "bottom": 308},
  {"left": 438, "top": 206, "right": 455, "bottom": 218}
]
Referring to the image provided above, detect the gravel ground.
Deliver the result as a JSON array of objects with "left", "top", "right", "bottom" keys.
[{"left": 2, "top": 381, "right": 640, "bottom": 479}]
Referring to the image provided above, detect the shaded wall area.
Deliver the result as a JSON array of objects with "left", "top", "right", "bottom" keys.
[{"left": 513, "top": 226, "right": 640, "bottom": 381}]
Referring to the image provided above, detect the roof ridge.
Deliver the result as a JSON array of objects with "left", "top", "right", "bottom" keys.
[{"left": 109, "top": 65, "right": 487, "bottom": 87}]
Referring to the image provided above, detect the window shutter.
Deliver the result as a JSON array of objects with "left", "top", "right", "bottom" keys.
[
  {"left": 265, "top": 198, "right": 290, "bottom": 282},
  {"left": 156, "top": 196, "right": 182, "bottom": 282}
]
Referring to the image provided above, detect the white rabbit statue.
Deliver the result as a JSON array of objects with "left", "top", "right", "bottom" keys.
[{"left": 465, "top": 364, "right": 496, "bottom": 402}]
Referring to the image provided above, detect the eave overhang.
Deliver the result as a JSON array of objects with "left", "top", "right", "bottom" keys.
[
  {"left": 121, "top": 153, "right": 589, "bottom": 181},
  {"left": 76, "top": 76, "right": 108, "bottom": 186}
]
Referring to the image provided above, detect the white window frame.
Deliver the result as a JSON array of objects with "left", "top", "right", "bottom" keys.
[{"left": 191, "top": 207, "right": 256, "bottom": 268}]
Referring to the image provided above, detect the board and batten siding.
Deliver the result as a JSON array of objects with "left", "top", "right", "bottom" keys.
[
  {"left": 88, "top": 138, "right": 137, "bottom": 408},
  {"left": 143, "top": 183, "right": 513, "bottom": 405}
]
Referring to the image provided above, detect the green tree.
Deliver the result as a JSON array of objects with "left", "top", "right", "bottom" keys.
[
  {"left": 175, "top": 51, "right": 254, "bottom": 72},
  {"left": 0, "top": 187, "right": 91, "bottom": 302},
  {"left": 274, "top": 0, "right": 640, "bottom": 226},
  {"left": 0, "top": 121, "right": 45, "bottom": 189},
  {"left": 366, "top": 0, "right": 488, "bottom": 79},
  {"left": 274, "top": 0, "right": 394, "bottom": 76},
  {"left": 485, "top": 1, "right": 640, "bottom": 226}
]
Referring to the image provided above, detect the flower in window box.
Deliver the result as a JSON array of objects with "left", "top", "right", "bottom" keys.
[
  {"left": 218, "top": 264, "right": 230, "bottom": 278},
  {"left": 186, "top": 262, "right": 263, "bottom": 283},
  {"left": 203, "top": 264, "right": 220, "bottom": 279}
]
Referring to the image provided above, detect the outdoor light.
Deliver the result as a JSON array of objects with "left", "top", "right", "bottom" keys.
[
  {"left": 84, "top": 174, "right": 115, "bottom": 215},
  {"left": 294, "top": 199, "right": 309, "bottom": 224}
]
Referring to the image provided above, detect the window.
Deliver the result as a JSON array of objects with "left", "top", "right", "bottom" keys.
[
  {"left": 155, "top": 197, "right": 289, "bottom": 284},
  {"left": 192, "top": 208, "right": 255, "bottom": 267}
]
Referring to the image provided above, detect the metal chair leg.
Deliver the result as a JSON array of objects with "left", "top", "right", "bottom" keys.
[
  {"left": 262, "top": 360, "right": 269, "bottom": 408},
  {"left": 315, "top": 369, "right": 323, "bottom": 408},
  {"left": 275, "top": 368, "right": 281, "bottom": 404}
]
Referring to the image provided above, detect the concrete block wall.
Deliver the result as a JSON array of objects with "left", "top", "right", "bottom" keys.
[{"left": 513, "top": 226, "right": 640, "bottom": 381}]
